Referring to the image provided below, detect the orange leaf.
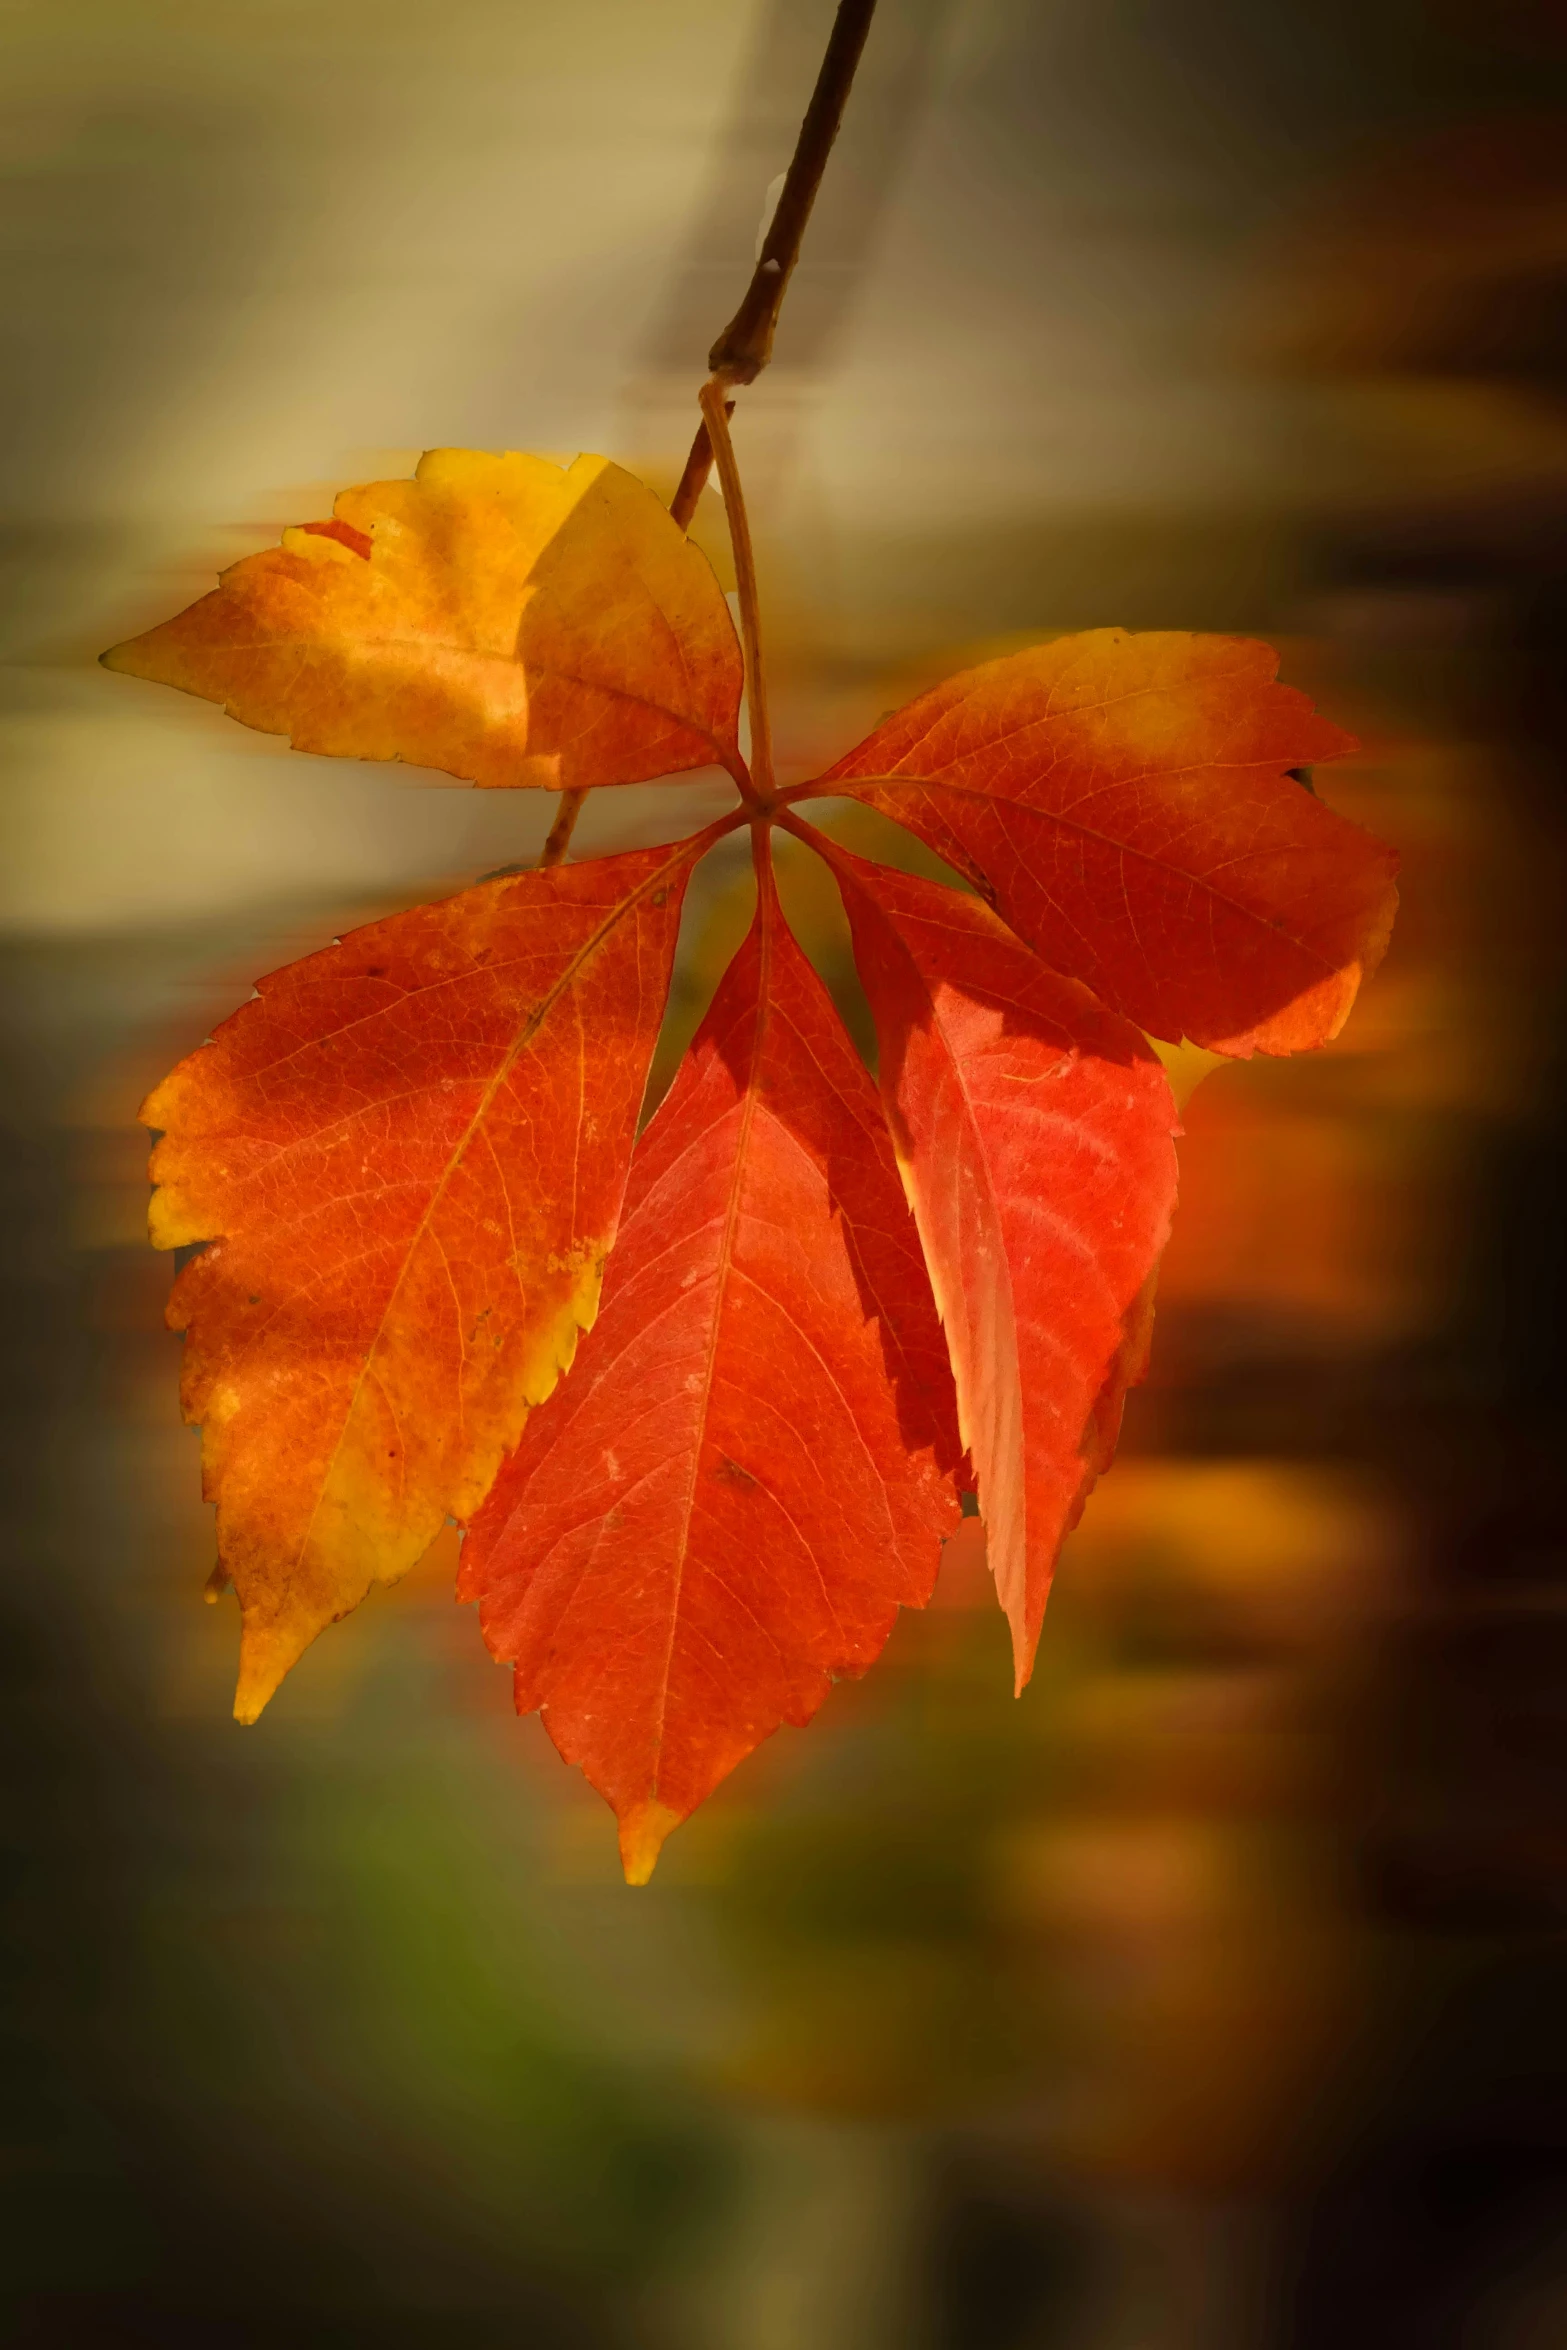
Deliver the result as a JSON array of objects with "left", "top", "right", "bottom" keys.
[
  {"left": 809, "top": 630, "right": 1398, "bottom": 1057},
  {"left": 460, "top": 861, "right": 964, "bottom": 1882},
  {"left": 105, "top": 451, "right": 743, "bottom": 792},
  {"left": 145, "top": 838, "right": 702, "bottom": 1720},
  {"left": 825, "top": 842, "right": 1179, "bottom": 1686}
]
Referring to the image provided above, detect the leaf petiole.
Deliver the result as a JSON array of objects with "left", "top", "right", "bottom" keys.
[{"left": 700, "top": 379, "right": 776, "bottom": 808}]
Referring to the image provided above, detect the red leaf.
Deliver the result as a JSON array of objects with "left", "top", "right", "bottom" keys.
[
  {"left": 460, "top": 857, "right": 964, "bottom": 1881},
  {"left": 809, "top": 630, "right": 1398, "bottom": 1057},
  {"left": 822, "top": 839, "right": 1180, "bottom": 1686},
  {"left": 145, "top": 837, "right": 705, "bottom": 1719}
]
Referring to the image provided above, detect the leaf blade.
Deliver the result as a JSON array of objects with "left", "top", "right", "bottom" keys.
[
  {"left": 146, "top": 838, "right": 699, "bottom": 1717},
  {"left": 105, "top": 450, "right": 744, "bottom": 792},
  {"left": 812, "top": 630, "right": 1397, "bottom": 1056},
  {"left": 827, "top": 844, "right": 1180, "bottom": 1684},
  {"left": 460, "top": 868, "right": 963, "bottom": 1880}
]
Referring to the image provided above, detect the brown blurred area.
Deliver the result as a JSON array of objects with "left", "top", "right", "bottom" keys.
[{"left": 4, "top": 2, "right": 1567, "bottom": 2345}]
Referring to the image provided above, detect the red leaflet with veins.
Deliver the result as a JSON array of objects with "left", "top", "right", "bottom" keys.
[
  {"left": 810, "top": 630, "right": 1398, "bottom": 1058},
  {"left": 461, "top": 863, "right": 964, "bottom": 1882},
  {"left": 824, "top": 840, "right": 1180, "bottom": 1685},
  {"left": 144, "top": 839, "right": 700, "bottom": 1720}
]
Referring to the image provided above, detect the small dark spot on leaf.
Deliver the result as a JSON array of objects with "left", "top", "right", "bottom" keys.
[{"left": 714, "top": 1455, "right": 758, "bottom": 1490}]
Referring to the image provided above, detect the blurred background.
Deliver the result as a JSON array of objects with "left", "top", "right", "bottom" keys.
[{"left": 3, "top": 1, "right": 1566, "bottom": 2342}]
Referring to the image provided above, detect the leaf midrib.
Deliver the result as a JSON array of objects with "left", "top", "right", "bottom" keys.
[
  {"left": 645, "top": 907, "right": 775, "bottom": 1777},
  {"left": 185, "top": 631, "right": 741, "bottom": 777},
  {"left": 804, "top": 767, "right": 1349, "bottom": 974}
]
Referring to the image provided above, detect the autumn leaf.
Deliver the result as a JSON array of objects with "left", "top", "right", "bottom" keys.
[
  {"left": 105, "top": 450, "right": 744, "bottom": 793},
  {"left": 804, "top": 630, "right": 1398, "bottom": 1057},
  {"left": 145, "top": 836, "right": 711, "bottom": 1721},
  {"left": 820, "top": 838, "right": 1180, "bottom": 1686},
  {"left": 460, "top": 859, "right": 965, "bottom": 1883},
  {"left": 104, "top": 426, "right": 1399, "bottom": 1877}
]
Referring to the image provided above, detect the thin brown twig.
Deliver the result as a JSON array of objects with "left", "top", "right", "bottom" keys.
[
  {"left": 670, "top": 0, "right": 880, "bottom": 523},
  {"left": 700, "top": 379, "right": 775, "bottom": 803},
  {"left": 540, "top": 789, "right": 584, "bottom": 867},
  {"left": 711, "top": 0, "right": 879, "bottom": 385},
  {"left": 668, "top": 406, "right": 727, "bottom": 535},
  {"left": 542, "top": 0, "right": 878, "bottom": 867}
]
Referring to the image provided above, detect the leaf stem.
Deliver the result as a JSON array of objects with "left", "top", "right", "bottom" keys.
[
  {"left": 543, "top": 0, "right": 878, "bottom": 866},
  {"left": 700, "top": 380, "right": 775, "bottom": 804}
]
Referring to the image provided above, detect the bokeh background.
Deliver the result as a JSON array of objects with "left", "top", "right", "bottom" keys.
[{"left": 4, "top": 1, "right": 1567, "bottom": 2343}]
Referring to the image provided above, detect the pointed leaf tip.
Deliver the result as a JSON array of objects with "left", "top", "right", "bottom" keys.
[
  {"left": 231, "top": 1614, "right": 285, "bottom": 1724},
  {"left": 619, "top": 1801, "right": 682, "bottom": 1885}
]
